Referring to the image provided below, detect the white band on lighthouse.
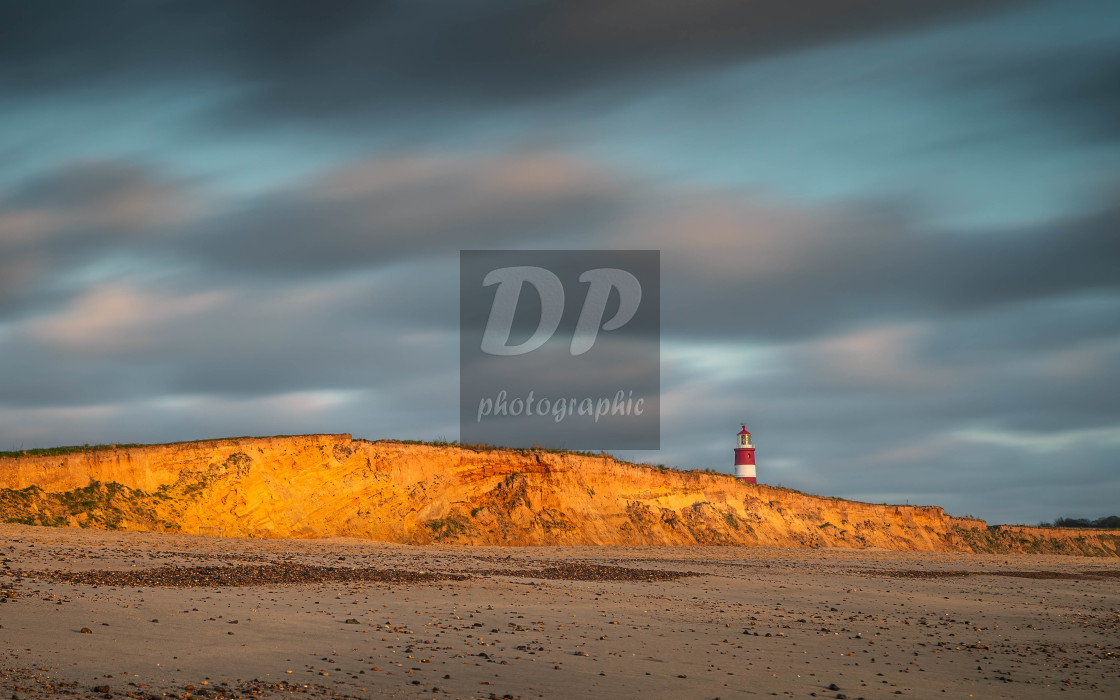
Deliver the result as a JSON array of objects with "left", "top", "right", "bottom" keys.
[{"left": 735, "top": 463, "right": 756, "bottom": 479}]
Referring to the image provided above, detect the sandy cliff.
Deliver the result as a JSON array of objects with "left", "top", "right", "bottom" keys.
[{"left": 1, "top": 434, "right": 1116, "bottom": 555}]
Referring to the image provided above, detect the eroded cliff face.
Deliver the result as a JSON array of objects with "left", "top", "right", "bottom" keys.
[{"left": 1, "top": 434, "right": 1117, "bottom": 555}]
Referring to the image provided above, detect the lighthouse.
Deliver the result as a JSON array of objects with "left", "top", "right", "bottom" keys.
[{"left": 734, "top": 424, "right": 756, "bottom": 484}]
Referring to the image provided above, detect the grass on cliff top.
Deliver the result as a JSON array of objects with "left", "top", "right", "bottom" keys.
[
  {"left": 5, "top": 436, "right": 617, "bottom": 461},
  {"left": 0, "top": 443, "right": 149, "bottom": 458},
  {"left": 0, "top": 434, "right": 319, "bottom": 458}
]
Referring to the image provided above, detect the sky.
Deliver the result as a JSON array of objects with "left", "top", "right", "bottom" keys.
[{"left": 1, "top": 0, "right": 1118, "bottom": 524}]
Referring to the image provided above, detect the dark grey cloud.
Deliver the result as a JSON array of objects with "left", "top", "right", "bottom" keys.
[
  {"left": 644, "top": 196, "right": 1120, "bottom": 343},
  {"left": 933, "top": 42, "right": 1120, "bottom": 144},
  {"left": 1041, "top": 52, "right": 1120, "bottom": 142},
  {"left": 0, "top": 0, "right": 1028, "bottom": 120}
]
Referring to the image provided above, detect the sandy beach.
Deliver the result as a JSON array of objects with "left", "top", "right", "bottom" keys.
[{"left": 1, "top": 523, "right": 1117, "bottom": 699}]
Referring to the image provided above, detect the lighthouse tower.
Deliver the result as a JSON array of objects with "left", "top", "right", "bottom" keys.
[{"left": 734, "top": 425, "right": 756, "bottom": 484}]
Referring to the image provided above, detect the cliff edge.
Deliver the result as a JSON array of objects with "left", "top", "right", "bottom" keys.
[{"left": 2, "top": 434, "right": 1116, "bottom": 555}]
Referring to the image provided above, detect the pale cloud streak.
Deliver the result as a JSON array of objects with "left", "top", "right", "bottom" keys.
[
  {"left": 26, "top": 284, "right": 227, "bottom": 352},
  {"left": 951, "top": 426, "right": 1120, "bottom": 453}
]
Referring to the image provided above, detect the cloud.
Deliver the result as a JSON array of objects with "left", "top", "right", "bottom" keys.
[
  {"left": 8, "top": 161, "right": 190, "bottom": 229},
  {"left": 0, "top": 0, "right": 1028, "bottom": 121},
  {"left": 10, "top": 149, "right": 1116, "bottom": 363},
  {"left": 951, "top": 425, "right": 1120, "bottom": 453},
  {"left": 179, "top": 150, "right": 624, "bottom": 275},
  {"left": 26, "top": 283, "right": 226, "bottom": 351},
  {"left": 143, "top": 148, "right": 1120, "bottom": 345},
  {"left": 0, "top": 389, "right": 375, "bottom": 451},
  {"left": 0, "top": 161, "right": 193, "bottom": 315},
  {"left": 611, "top": 189, "right": 1120, "bottom": 342},
  {"left": 935, "top": 40, "right": 1120, "bottom": 145},
  {"left": 787, "top": 323, "right": 949, "bottom": 393},
  {"left": 0, "top": 266, "right": 466, "bottom": 410}
]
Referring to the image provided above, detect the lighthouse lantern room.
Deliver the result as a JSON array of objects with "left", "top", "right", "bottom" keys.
[{"left": 734, "top": 424, "right": 757, "bottom": 484}]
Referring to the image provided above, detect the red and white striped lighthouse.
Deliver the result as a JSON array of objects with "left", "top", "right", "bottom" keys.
[{"left": 734, "top": 424, "right": 756, "bottom": 484}]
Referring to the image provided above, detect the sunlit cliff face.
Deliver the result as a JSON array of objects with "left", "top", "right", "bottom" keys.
[{"left": 2, "top": 436, "right": 1117, "bottom": 555}]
